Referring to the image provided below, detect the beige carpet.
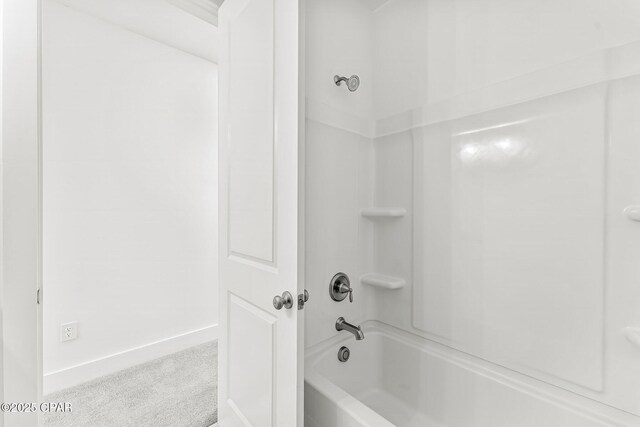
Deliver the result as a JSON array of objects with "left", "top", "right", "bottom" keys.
[{"left": 44, "top": 341, "right": 217, "bottom": 427}]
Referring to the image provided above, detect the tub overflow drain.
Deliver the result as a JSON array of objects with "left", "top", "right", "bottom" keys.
[{"left": 338, "top": 346, "right": 350, "bottom": 362}]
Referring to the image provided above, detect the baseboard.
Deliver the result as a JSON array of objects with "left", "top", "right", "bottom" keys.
[{"left": 44, "top": 324, "right": 218, "bottom": 395}]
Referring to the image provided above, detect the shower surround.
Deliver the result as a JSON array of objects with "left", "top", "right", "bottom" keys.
[{"left": 304, "top": 0, "right": 640, "bottom": 425}]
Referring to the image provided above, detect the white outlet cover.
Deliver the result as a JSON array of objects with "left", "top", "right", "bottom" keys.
[{"left": 60, "top": 321, "right": 78, "bottom": 342}]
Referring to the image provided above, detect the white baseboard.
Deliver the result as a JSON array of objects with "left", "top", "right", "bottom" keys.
[{"left": 44, "top": 324, "right": 218, "bottom": 395}]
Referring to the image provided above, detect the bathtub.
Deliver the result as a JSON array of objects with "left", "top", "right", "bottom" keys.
[{"left": 304, "top": 321, "right": 636, "bottom": 427}]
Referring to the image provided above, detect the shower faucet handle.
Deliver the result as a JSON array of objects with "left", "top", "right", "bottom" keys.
[
  {"left": 330, "top": 272, "right": 354, "bottom": 303},
  {"left": 344, "top": 284, "right": 353, "bottom": 303},
  {"left": 336, "top": 282, "right": 353, "bottom": 303}
]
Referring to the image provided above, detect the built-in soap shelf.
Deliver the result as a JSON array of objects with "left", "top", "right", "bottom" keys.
[
  {"left": 624, "top": 327, "right": 640, "bottom": 349},
  {"left": 361, "top": 208, "right": 406, "bottom": 218},
  {"left": 360, "top": 273, "right": 406, "bottom": 290}
]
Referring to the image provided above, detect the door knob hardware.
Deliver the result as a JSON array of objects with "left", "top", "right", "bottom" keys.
[
  {"left": 330, "top": 272, "right": 353, "bottom": 303},
  {"left": 273, "top": 291, "right": 294, "bottom": 310},
  {"left": 298, "top": 289, "right": 310, "bottom": 310}
]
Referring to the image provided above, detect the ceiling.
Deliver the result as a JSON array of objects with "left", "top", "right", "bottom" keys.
[{"left": 50, "top": 0, "right": 220, "bottom": 62}]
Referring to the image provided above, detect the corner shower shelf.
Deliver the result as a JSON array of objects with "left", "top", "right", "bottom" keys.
[
  {"left": 360, "top": 273, "right": 406, "bottom": 290},
  {"left": 361, "top": 208, "right": 406, "bottom": 218},
  {"left": 624, "top": 327, "right": 640, "bottom": 349}
]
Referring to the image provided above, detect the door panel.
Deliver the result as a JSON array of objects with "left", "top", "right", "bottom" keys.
[
  {"left": 228, "top": 295, "right": 276, "bottom": 426},
  {"left": 218, "top": 0, "right": 303, "bottom": 426},
  {"left": 227, "top": 0, "right": 275, "bottom": 263}
]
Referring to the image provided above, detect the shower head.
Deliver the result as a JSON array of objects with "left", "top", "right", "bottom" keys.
[{"left": 334, "top": 75, "right": 360, "bottom": 92}]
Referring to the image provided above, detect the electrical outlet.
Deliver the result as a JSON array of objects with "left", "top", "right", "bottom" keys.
[{"left": 60, "top": 322, "right": 78, "bottom": 342}]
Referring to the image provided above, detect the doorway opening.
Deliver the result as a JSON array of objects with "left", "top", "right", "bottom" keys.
[{"left": 41, "top": 1, "right": 220, "bottom": 425}]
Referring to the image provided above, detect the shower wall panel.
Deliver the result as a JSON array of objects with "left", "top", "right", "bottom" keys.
[
  {"left": 305, "top": 0, "right": 640, "bottom": 418},
  {"left": 304, "top": 0, "right": 376, "bottom": 348},
  {"left": 371, "top": 64, "right": 640, "bottom": 419},
  {"left": 366, "top": 0, "right": 640, "bottom": 416},
  {"left": 413, "top": 84, "right": 606, "bottom": 391}
]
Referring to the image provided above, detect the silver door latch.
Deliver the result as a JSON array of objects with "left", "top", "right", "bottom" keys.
[
  {"left": 273, "top": 291, "right": 294, "bottom": 310},
  {"left": 298, "top": 290, "right": 309, "bottom": 310}
]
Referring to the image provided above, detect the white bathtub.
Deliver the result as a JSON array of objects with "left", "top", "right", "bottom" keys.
[{"left": 304, "top": 321, "right": 637, "bottom": 427}]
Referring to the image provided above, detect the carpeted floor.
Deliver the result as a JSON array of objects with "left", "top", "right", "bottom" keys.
[{"left": 44, "top": 341, "right": 218, "bottom": 427}]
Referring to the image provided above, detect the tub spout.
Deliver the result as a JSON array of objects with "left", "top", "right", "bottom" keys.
[{"left": 335, "top": 317, "right": 365, "bottom": 340}]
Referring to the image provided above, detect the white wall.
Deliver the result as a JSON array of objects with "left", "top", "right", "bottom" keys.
[
  {"left": 372, "top": 0, "right": 640, "bottom": 120},
  {"left": 42, "top": 0, "right": 218, "bottom": 393},
  {"left": 305, "top": 0, "right": 374, "bottom": 127}
]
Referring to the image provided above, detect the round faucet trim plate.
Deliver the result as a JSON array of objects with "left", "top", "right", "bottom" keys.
[{"left": 330, "top": 272, "right": 352, "bottom": 302}]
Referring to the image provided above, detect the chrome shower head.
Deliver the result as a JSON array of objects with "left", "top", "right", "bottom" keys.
[{"left": 334, "top": 74, "right": 360, "bottom": 92}]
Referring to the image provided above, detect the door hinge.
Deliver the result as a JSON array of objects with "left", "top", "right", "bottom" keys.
[
  {"left": 297, "top": 290, "right": 309, "bottom": 310},
  {"left": 37, "top": 288, "right": 41, "bottom": 305}
]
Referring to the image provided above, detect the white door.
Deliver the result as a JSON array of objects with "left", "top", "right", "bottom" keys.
[{"left": 217, "top": 0, "right": 304, "bottom": 426}]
